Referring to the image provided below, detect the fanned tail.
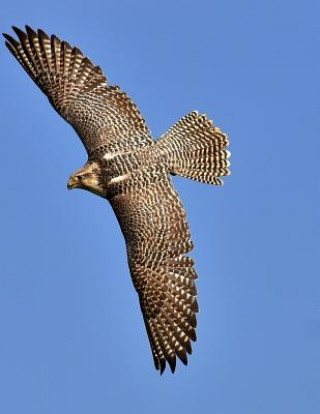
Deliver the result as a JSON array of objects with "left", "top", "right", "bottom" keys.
[{"left": 157, "top": 111, "right": 231, "bottom": 185}]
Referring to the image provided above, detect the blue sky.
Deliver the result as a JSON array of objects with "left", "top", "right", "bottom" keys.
[{"left": 0, "top": 1, "right": 318, "bottom": 413}]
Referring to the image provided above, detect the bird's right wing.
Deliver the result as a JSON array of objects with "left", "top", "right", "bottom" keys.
[
  {"left": 108, "top": 166, "right": 199, "bottom": 374},
  {"left": 3, "top": 26, "right": 154, "bottom": 156}
]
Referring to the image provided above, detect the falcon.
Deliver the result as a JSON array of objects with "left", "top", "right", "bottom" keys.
[{"left": 3, "top": 26, "right": 231, "bottom": 374}]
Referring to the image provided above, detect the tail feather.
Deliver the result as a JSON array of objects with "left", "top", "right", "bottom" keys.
[{"left": 157, "top": 111, "right": 231, "bottom": 185}]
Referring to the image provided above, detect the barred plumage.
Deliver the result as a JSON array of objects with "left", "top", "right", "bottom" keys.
[
  {"left": 3, "top": 26, "right": 153, "bottom": 155},
  {"left": 158, "top": 111, "right": 231, "bottom": 185},
  {"left": 3, "top": 26, "right": 231, "bottom": 374}
]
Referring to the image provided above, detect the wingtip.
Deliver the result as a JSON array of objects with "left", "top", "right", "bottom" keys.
[
  {"left": 168, "top": 355, "right": 177, "bottom": 374},
  {"left": 12, "top": 25, "right": 23, "bottom": 36},
  {"left": 25, "top": 25, "right": 37, "bottom": 38},
  {"left": 25, "top": 24, "right": 33, "bottom": 32},
  {"left": 179, "top": 354, "right": 188, "bottom": 366},
  {"left": 159, "top": 359, "right": 166, "bottom": 375},
  {"left": 169, "top": 364, "right": 176, "bottom": 374},
  {"left": 2, "top": 33, "right": 11, "bottom": 41},
  {"left": 37, "top": 28, "right": 49, "bottom": 38},
  {"left": 3, "top": 33, "right": 19, "bottom": 48},
  {"left": 11, "top": 26, "right": 29, "bottom": 43},
  {"left": 4, "top": 41, "right": 12, "bottom": 51}
]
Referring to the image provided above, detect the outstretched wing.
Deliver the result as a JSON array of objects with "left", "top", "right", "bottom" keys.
[
  {"left": 109, "top": 166, "right": 198, "bottom": 373},
  {"left": 3, "top": 26, "right": 153, "bottom": 156}
]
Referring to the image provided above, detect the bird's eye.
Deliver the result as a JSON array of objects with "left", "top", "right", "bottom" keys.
[{"left": 77, "top": 175, "right": 84, "bottom": 180}]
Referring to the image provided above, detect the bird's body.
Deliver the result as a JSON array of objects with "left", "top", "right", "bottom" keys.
[
  {"left": 68, "top": 144, "right": 165, "bottom": 196},
  {"left": 3, "top": 26, "right": 231, "bottom": 374}
]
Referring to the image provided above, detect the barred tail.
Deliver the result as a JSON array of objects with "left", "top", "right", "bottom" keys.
[{"left": 157, "top": 111, "right": 231, "bottom": 185}]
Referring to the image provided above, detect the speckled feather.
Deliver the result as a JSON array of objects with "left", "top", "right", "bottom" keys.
[
  {"left": 3, "top": 26, "right": 231, "bottom": 374},
  {"left": 109, "top": 165, "right": 198, "bottom": 373},
  {"left": 3, "top": 26, "right": 153, "bottom": 156}
]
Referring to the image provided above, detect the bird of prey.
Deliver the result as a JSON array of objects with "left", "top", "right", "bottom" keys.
[{"left": 3, "top": 26, "right": 231, "bottom": 374}]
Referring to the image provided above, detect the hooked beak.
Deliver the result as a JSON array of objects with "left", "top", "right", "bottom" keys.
[{"left": 67, "top": 176, "right": 78, "bottom": 190}]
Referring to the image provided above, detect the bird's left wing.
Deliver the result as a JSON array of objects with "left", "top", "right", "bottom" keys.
[
  {"left": 109, "top": 166, "right": 199, "bottom": 374},
  {"left": 3, "top": 26, "right": 153, "bottom": 156}
]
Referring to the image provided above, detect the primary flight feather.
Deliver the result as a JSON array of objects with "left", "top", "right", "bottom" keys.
[{"left": 3, "top": 26, "right": 231, "bottom": 374}]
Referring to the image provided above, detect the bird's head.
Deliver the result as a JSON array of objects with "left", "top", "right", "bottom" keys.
[{"left": 67, "top": 162, "right": 106, "bottom": 197}]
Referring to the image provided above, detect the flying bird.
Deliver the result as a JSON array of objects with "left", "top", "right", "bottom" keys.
[{"left": 3, "top": 26, "right": 231, "bottom": 374}]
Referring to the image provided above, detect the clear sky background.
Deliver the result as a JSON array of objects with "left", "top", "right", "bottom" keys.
[{"left": 0, "top": 1, "right": 318, "bottom": 413}]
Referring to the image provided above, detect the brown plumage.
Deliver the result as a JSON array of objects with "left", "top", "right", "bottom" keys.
[{"left": 3, "top": 26, "right": 231, "bottom": 374}]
